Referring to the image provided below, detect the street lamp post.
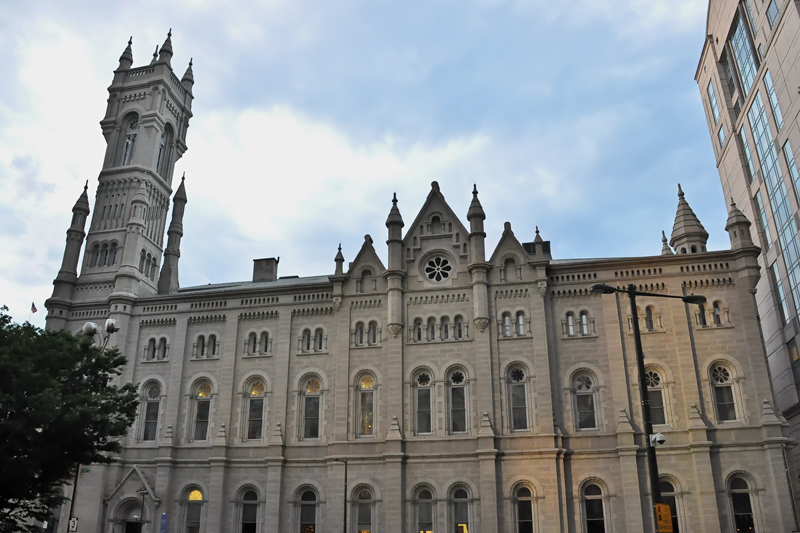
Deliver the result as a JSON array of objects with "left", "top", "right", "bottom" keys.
[{"left": 590, "top": 283, "right": 705, "bottom": 533}]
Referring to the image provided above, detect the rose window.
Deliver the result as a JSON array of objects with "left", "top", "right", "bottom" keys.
[
  {"left": 645, "top": 371, "right": 661, "bottom": 388},
  {"left": 574, "top": 375, "right": 593, "bottom": 392},
  {"left": 450, "top": 371, "right": 465, "bottom": 385},
  {"left": 510, "top": 369, "right": 525, "bottom": 383},
  {"left": 425, "top": 256, "right": 452, "bottom": 282},
  {"left": 712, "top": 366, "right": 731, "bottom": 384}
]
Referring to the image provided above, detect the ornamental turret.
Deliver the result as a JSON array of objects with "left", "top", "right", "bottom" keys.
[
  {"left": 670, "top": 184, "right": 709, "bottom": 254},
  {"left": 158, "top": 176, "right": 187, "bottom": 294}
]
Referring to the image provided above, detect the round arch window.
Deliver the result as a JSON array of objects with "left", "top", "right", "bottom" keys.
[{"left": 424, "top": 256, "right": 452, "bottom": 282}]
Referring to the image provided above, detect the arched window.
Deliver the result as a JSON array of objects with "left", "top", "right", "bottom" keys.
[
  {"left": 302, "top": 329, "right": 311, "bottom": 352},
  {"left": 185, "top": 488, "right": 204, "bottom": 533},
  {"left": 108, "top": 242, "right": 117, "bottom": 265},
  {"left": 516, "top": 312, "right": 526, "bottom": 336},
  {"left": 454, "top": 315, "right": 464, "bottom": 340},
  {"left": 99, "top": 243, "right": 109, "bottom": 267},
  {"left": 729, "top": 476, "right": 756, "bottom": 532},
  {"left": 121, "top": 115, "right": 139, "bottom": 166},
  {"left": 416, "top": 488, "right": 434, "bottom": 533},
  {"left": 146, "top": 338, "right": 156, "bottom": 360},
  {"left": 119, "top": 501, "right": 143, "bottom": 533},
  {"left": 427, "top": 318, "right": 436, "bottom": 341},
  {"left": 645, "top": 368, "right": 666, "bottom": 425},
  {"left": 150, "top": 257, "right": 158, "bottom": 280},
  {"left": 414, "top": 319, "right": 423, "bottom": 342},
  {"left": 359, "top": 375, "right": 375, "bottom": 436},
  {"left": 260, "top": 332, "right": 269, "bottom": 354},
  {"left": 503, "top": 313, "right": 512, "bottom": 337},
  {"left": 509, "top": 367, "right": 528, "bottom": 431},
  {"left": 241, "top": 490, "right": 258, "bottom": 533},
  {"left": 580, "top": 311, "right": 589, "bottom": 336},
  {"left": 193, "top": 381, "right": 212, "bottom": 441},
  {"left": 713, "top": 301, "right": 723, "bottom": 326},
  {"left": 645, "top": 306, "right": 655, "bottom": 331},
  {"left": 573, "top": 372, "right": 597, "bottom": 429},
  {"left": 698, "top": 303, "right": 708, "bottom": 327},
  {"left": 196, "top": 335, "right": 206, "bottom": 358},
  {"left": 566, "top": 313, "right": 576, "bottom": 337},
  {"left": 249, "top": 332, "right": 258, "bottom": 355},
  {"left": 451, "top": 487, "right": 470, "bottom": 533},
  {"left": 360, "top": 269, "right": 374, "bottom": 293},
  {"left": 146, "top": 253, "right": 152, "bottom": 277},
  {"left": 431, "top": 215, "right": 442, "bottom": 234},
  {"left": 514, "top": 486, "right": 534, "bottom": 533},
  {"left": 368, "top": 321, "right": 378, "bottom": 345},
  {"left": 209, "top": 334, "right": 218, "bottom": 357},
  {"left": 142, "top": 382, "right": 161, "bottom": 441},
  {"left": 441, "top": 316, "right": 450, "bottom": 340},
  {"left": 582, "top": 484, "right": 605, "bottom": 533},
  {"left": 415, "top": 372, "right": 432, "bottom": 434},
  {"left": 299, "top": 490, "right": 317, "bottom": 532},
  {"left": 504, "top": 257, "right": 517, "bottom": 282},
  {"left": 303, "top": 377, "right": 321, "bottom": 439},
  {"left": 659, "top": 480, "right": 680, "bottom": 533},
  {"left": 158, "top": 337, "right": 168, "bottom": 360},
  {"left": 711, "top": 364, "right": 737, "bottom": 421},
  {"left": 90, "top": 244, "right": 100, "bottom": 268},
  {"left": 247, "top": 380, "right": 265, "bottom": 440},
  {"left": 355, "top": 322, "right": 365, "bottom": 346},
  {"left": 449, "top": 369, "right": 467, "bottom": 433},
  {"left": 139, "top": 249, "right": 146, "bottom": 272},
  {"left": 314, "top": 328, "right": 324, "bottom": 351},
  {"left": 355, "top": 489, "right": 374, "bottom": 533}
]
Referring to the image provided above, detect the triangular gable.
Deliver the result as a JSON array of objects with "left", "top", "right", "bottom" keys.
[
  {"left": 489, "top": 221, "right": 530, "bottom": 265},
  {"left": 346, "top": 234, "right": 386, "bottom": 277},
  {"left": 401, "top": 181, "right": 470, "bottom": 248},
  {"left": 105, "top": 464, "right": 159, "bottom": 503}
]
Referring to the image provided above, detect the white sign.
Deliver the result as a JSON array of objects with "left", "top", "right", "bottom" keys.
[{"left": 68, "top": 517, "right": 78, "bottom": 532}]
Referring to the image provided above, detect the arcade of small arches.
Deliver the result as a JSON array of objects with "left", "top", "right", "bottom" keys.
[
  {"left": 410, "top": 315, "right": 469, "bottom": 342},
  {"left": 87, "top": 240, "right": 119, "bottom": 269}
]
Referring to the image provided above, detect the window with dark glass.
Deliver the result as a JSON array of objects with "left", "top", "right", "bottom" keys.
[
  {"left": 142, "top": 383, "right": 160, "bottom": 441},
  {"left": 583, "top": 484, "right": 605, "bottom": 533},
  {"left": 509, "top": 368, "right": 528, "bottom": 431},
  {"left": 355, "top": 322, "right": 365, "bottom": 346},
  {"left": 416, "top": 489, "right": 433, "bottom": 533},
  {"left": 299, "top": 490, "right": 316, "bottom": 533},
  {"left": 186, "top": 489, "right": 203, "bottom": 533},
  {"left": 645, "top": 306, "right": 655, "bottom": 331},
  {"left": 449, "top": 371, "right": 466, "bottom": 433},
  {"left": 303, "top": 379, "right": 321, "bottom": 439},
  {"left": 515, "top": 486, "right": 534, "bottom": 533},
  {"left": 574, "top": 373, "right": 597, "bottom": 429},
  {"left": 454, "top": 316, "right": 464, "bottom": 340},
  {"left": 193, "top": 383, "right": 211, "bottom": 441},
  {"left": 241, "top": 490, "right": 257, "bottom": 533},
  {"left": 247, "top": 381, "right": 265, "bottom": 440},
  {"left": 416, "top": 373, "right": 432, "bottom": 434},
  {"left": 730, "top": 476, "right": 755, "bottom": 532},
  {"left": 659, "top": 480, "right": 680, "bottom": 533},
  {"left": 645, "top": 370, "right": 666, "bottom": 425},
  {"left": 712, "top": 365, "right": 737, "bottom": 421},
  {"left": 452, "top": 488, "right": 469, "bottom": 533},
  {"left": 356, "top": 489, "right": 373, "bottom": 533}
]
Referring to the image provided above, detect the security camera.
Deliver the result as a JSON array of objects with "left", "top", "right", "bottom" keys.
[
  {"left": 104, "top": 318, "right": 119, "bottom": 334},
  {"left": 81, "top": 322, "right": 99, "bottom": 337},
  {"left": 650, "top": 432, "right": 666, "bottom": 446}
]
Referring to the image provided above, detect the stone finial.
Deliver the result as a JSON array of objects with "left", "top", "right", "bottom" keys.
[
  {"left": 467, "top": 183, "right": 485, "bottom": 220},
  {"left": 72, "top": 182, "right": 90, "bottom": 215},
  {"left": 181, "top": 58, "right": 194, "bottom": 91},
  {"left": 670, "top": 184, "right": 709, "bottom": 253},
  {"left": 269, "top": 422, "right": 284, "bottom": 445},
  {"left": 478, "top": 411, "right": 495, "bottom": 436},
  {"left": 661, "top": 230, "right": 673, "bottom": 255},
  {"left": 386, "top": 415, "right": 403, "bottom": 440},
  {"left": 533, "top": 226, "right": 544, "bottom": 244},
  {"left": 150, "top": 45, "right": 159, "bottom": 65},
  {"left": 385, "top": 192, "right": 404, "bottom": 227},
  {"left": 761, "top": 399, "right": 781, "bottom": 425},
  {"left": 364, "top": 234, "right": 373, "bottom": 245},
  {"left": 431, "top": 181, "right": 440, "bottom": 192},
  {"left": 173, "top": 174, "right": 187, "bottom": 203},
  {"left": 158, "top": 29, "right": 173, "bottom": 66},
  {"left": 118, "top": 37, "right": 133, "bottom": 71},
  {"left": 334, "top": 244, "right": 345, "bottom": 276}
]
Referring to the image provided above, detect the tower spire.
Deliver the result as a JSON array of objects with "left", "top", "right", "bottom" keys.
[
  {"left": 157, "top": 29, "right": 173, "bottom": 66},
  {"left": 181, "top": 58, "right": 194, "bottom": 92},
  {"left": 661, "top": 230, "right": 673, "bottom": 255},
  {"left": 159, "top": 175, "right": 188, "bottom": 294},
  {"left": 669, "top": 183, "right": 709, "bottom": 254},
  {"left": 150, "top": 45, "right": 159, "bottom": 65},
  {"left": 117, "top": 37, "right": 133, "bottom": 71}
]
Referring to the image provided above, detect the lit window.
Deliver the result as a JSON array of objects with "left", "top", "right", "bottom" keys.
[
  {"left": 659, "top": 480, "right": 680, "bottom": 533},
  {"left": 574, "top": 373, "right": 597, "bottom": 429},
  {"left": 583, "top": 484, "right": 605, "bottom": 533},
  {"left": 359, "top": 376, "right": 375, "bottom": 436},
  {"left": 185, "top": 489, "right": 203, "bottom": 533},
  {"left": 711, "top": 364, "right": 737, "bottom": 421},
  {"left": 645, "top": 369, "right": 666, "bottom": 425},
  {"left": 509, "top": 367, "right": 528, "bottom": 431},
  {"left": 449, "top": 370, "right": 467, "bottom": 433},
  {"left": 299, "top": 490, "right": 317, "bottom": 532},
  {"left": 193, "top": 382, "right": 212, "bottom": 441},
  {"left": 241, "top": 490, "right": 257, "bottom": 533},
  {"left": 707, "top": 80, "right": 720, "bottom": 122},
  {"left": 730, "top": 476, "right": 756, "bottom": 531},
  {"left": 247, "top": 381, "right": 265, "bottom": 440},
  {"left": 451, "top": 488, "right": 470, "bottom": 533},
  {"left": 730, "top": 16, "right": 759, "bottom": 95},
  {"left": 416, "top": 489, "right": 434, "bottom": 533},
  {"left": 416, "top": 372, "right": 432, "bottom": 434},
  {"left": 515, "top": 486, "right": 534, "bottom": 533},
  {"left": 356, "top": 489, "right": 373, "bottom": 533},
  {"left": 767, "top": 0, "right": 779, "bottom": 28},
  {"left": 142, "top": 382, "right": 161, "bottom": 441},
  {"left": 764, "top": 70, "right": 783, "bottom": 130},
  {"left": 303, "top": 378, "right": 321, "bottom": 439}
]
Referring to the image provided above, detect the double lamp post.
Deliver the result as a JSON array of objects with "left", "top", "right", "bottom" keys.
[{"left": 590, "top": 283, "right": 706, "bottom": 533}]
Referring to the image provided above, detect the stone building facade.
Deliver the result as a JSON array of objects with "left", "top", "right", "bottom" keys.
[
  {"left": 696, "top": 0, "right": 800, "bottom": 463},
  {"left": 46, "top": 33, "right": 800, "bottom": 533}
]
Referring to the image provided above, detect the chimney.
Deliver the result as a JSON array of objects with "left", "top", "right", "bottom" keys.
[{"left": 253, "top": 257, "right": 279, "bottom": 282}]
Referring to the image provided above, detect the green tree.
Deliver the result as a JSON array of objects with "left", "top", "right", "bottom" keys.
[{"left": 0, "top": 308, "right": 138, "bottom": 532}]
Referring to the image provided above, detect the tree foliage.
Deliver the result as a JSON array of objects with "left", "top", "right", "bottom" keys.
[{"left": 0, "top": 308, "right": 138, "bottom": 532}]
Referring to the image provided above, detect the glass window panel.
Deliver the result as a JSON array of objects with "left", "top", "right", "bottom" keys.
[
  {"left": 304, "top": 397, "right": 320, "bottom": 438},
  {"left": 242, "top": 502, "right": 257, "bottom": 523},
  {"left": 511, "top": 383, "right": 528, "bottom": 430},
  {"left": 744, "top": 0, "right": 758, "bottom": 35},
  {"left": 585, "top": 498, "right": 604, "bottom": 519},
  {"left": 714, "top": 386, "right": 737, "bottom": 421},
  {"left": 649, "top": 389, "right": 666, "bottom": 425},
  {"left": 741, "top": 127, "right": 757, "bottom": 184},
  {"left": 767, "top": 0, "right": 779, "bottom": 28},
  {"left": 360, "top": 390, "right": 374, "bottom": 435},
  {"left": 451, "top": 387, "right": 466, "bottom": 432},
  {"left": 577, "top": 394, "right": 596, "bottom": 429},
  {"left": 707, "top": 80, "right": 720, "bottom": 122},
  {"left": 764, "top": 71, "right": 784, "bottom": 130},
  {"left": 247, "top": 398, "right": 263, "bottom": 439},
  {"left": 731, "top": 16, "right": 758, "bottom": 95},
  {"left": 718, "top": 125, "right": 727, "bottom": 147},
  {"left": 194, "top": 400, "right": 210, "bottom": 441},
  {"left": 454, "top": 500, "right": 468, "bottom": 523},
  {"left": 143, "top": 400, "right": 159, "bottom": 441},
  {"left": 754, "top": 190, "right": 772, "bottom": 247}
]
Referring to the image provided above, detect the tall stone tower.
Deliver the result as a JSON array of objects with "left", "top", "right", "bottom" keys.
[{"left": 46, "top": 32, "right": 193, "bottom": 330}]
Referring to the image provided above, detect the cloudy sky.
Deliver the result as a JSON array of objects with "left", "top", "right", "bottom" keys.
[{"left": 0, "top": 0, "right": 726, "bottom": 328}]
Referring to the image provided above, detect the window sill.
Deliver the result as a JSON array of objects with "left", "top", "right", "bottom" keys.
[
  {"left": 499, "top": 334, "right": 530, "bottom": 341},
  {"left": 296, "top": 351, "right": 328, "bottom": 356},
  {"left": 410, "top": 338, "right": 471, "bottom": 344},
  {"left": 142, "top": 358, "right": 170, "bottom": 364},
  {"left": 561, "top": 334, "right": 598, "bottom": 340},
  {"left": 696, "top": 324, "right": 735, "bottom": 331},
  {"left": 243, "top": 353, "right": 272, "bottom": 359},
  {"left": 629, "top": 329, "right": 666, "bottom": 335},
  {"left": 351, "top": 344, "right": 382, "bottom": 349},
  {"left": 191, "top": 356, "right": 220, "bottom": 361}
]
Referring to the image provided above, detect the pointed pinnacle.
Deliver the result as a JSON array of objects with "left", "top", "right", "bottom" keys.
[
  {"left": 472, "top": 184, "right": 478, "bottom": 195},
  {"left": 392, "top": 192, "right": 397, "bottom": 205},
  {"left": 677, "top": 183, "right": 684, "bottom": 198}
]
